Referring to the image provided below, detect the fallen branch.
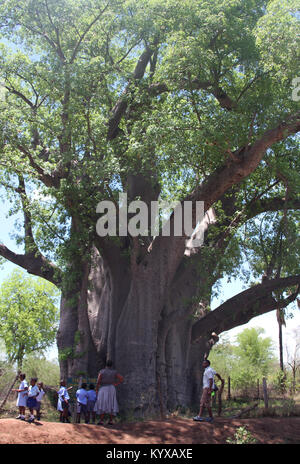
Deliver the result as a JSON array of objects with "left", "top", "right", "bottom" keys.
[{"left": 230, "top": 402, "right": 258, "bottom": 419}]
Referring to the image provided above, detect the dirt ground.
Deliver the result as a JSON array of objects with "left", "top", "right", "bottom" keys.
[{"left": 0, "top": 416, "right": 299, "bottom": 444}]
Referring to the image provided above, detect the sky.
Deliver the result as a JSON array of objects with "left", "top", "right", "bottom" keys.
[{"left": 0, "top": 191, "right": 300, "bottom": 364}]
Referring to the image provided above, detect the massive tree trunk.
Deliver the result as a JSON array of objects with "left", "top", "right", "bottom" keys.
[{"left": 56, "top": 236, "right": 300, "bottom": 416}]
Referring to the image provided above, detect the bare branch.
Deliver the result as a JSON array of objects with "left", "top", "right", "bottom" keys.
[
  {"left": 4, "top": 84, "right": 35, "bottom": 108},
  {"left": 107, "top": 47, "right": 157, "bottom": 140},
  {"left": 70, "top": 3, "right": 110, "bottom": 64}
]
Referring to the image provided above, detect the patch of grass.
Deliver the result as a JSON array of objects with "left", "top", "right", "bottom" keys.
[
  {"left": 0, "top": 394, "right": 60, "bottom": 422},
  {"left": 218, "top": 396, "right": 300, "bottom": 418}
]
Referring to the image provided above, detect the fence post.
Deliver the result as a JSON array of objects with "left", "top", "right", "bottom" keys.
[
  {"left": 227, "top": 376, "right": 231, "bottom": 400},
  {"left": 262, "top": 377, "right": 268, "bottom": 411},
  {"left": 217, "top": 379, "right": 225, "bottom": 417}
]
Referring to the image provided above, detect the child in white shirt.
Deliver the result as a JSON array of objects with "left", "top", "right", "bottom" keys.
[
  {"left": 57, "top": 380, "right": 70, "bottom": 423},
  {"left": 36, "top": 382, "right": 45, "bottom": 421},
  {"left": 76, "top": 382, "right": 89, "bottom": 423}
]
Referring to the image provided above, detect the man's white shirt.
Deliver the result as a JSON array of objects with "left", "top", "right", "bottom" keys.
[{"left": 203, "top": 366, "right": 216, "bottom": 389}]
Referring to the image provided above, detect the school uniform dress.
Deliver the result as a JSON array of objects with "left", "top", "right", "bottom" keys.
[
  {"left": 87, "top": 389, "right": 97, "bottom": 413},
  {"left": 16, "top": 379, "right": 28, "bottom": 407},
  {"left": 76, "top": 388, "right": 89, "bottom": 414},
  {"left": 94, "top": 368, "right": 119, "bottom": 416},
  {"left": 57, "top": 386, "right": 70, "bottom": 411},
  {"left": 27, "top": 385, "right": 40, "bottom": 409}
]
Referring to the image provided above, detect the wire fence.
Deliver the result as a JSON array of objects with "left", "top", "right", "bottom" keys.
[{"left": 225, "top": 376, "right": 300, "bottom": 401}]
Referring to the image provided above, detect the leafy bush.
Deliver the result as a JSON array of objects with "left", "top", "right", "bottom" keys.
[
  {"left": 210, "top": 328, "right": 276, "bottom": 394},
  {"left": 226, "top": 427, "right": 257, "bottom": 444},
  {"left": 21, "top": 354, "right": 60, "bottom": 387}
]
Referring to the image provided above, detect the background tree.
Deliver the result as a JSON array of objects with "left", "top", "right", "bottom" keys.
[
  {"left": 238, "top": 209, "right": 300, "bottom": 381},
  {"left": 0, "top": 0, "right": 299, "bottom": 414},
  {"left": 210, "top": 328, "right": 275, "bottom": 393},
  {"left": 0, "top": 269, "right": 59, "bottom": 368},
  {"left": 285, "top": 327, "right": 300, "bottom": 394},
  {"left": 235, "top": 328, "right": 275, "bottom": 388}
]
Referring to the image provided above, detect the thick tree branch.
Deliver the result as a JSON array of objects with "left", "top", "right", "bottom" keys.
[
  {"left": 150, "top": 112, "right": 300, "bottom": 265},
  {"left": 4, "top": 84, "right": 35, "bottom": 108},
  {"left": 191, "top": 112, "right": 300, "bottom": 210},
  {"left": 214, "top": 196, "right": 300, "bottom": 251},
  {"left": 0, "top": 243, "right": 62, "bottom": 287},
  {"left": 191, "top": 275, "right": 300, "bottom": 342},
  {"left": 148, "top": 78, "right": 236, "bottom": 110},
  {"left": 107, "top": 47, "right": 157, "bottom": 140},
  {"left": 17, "top": 175, "right": 37, "bottom": 255},
  {"left": 17, "top": 144, "right": 61, "bottom": 188}
]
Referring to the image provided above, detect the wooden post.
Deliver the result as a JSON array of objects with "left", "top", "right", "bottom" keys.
[
  {"left": 217, "top": 379, "right": 225, "bottom": 416},
  {"left": 257, "top": 379, "right": 260, "bottom": 399},
  {"left": 262, "top": 377, "right": 268, "bottom": 411},
  {"left": 227, "top": 376, "right": 231, "bottom": 400}
]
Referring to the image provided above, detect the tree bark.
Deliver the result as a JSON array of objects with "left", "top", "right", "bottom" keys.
[{"left": 56, "top": 242, "right": 299, "bottom": 415}]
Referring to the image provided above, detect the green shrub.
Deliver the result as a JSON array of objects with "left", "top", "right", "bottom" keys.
[{"left": 226, "top": 427, "right": 257, "bottom": 444}]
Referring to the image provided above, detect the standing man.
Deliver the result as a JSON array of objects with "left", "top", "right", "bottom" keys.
[{"left": 193, "top": 359, "right": 223, "bottom": 423}]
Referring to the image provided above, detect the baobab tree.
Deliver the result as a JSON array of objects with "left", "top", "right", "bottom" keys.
[{"left": 0, "top": 0, "right": 299, "bottom": 414}]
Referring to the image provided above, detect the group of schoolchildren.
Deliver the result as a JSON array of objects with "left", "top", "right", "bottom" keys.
[
  {"left": 13, "top": 374, "right": 45, "bottom": 423},
  {"left": 57, "top": 379, "right": 97, "bottom": 424},
  {"left": 13, "top": 373, "right": 98, "bottom": 424}
]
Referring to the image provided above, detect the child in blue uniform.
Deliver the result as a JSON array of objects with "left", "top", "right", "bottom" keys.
[
  {"left": 76, "top": 382, "right": 88, "bottom": 423},
  {"left": 27, "top": 377, "right": 40, "bottom": 423},
  {"left": 86, "top": 384, "right": 97, "bottom": 424}
]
